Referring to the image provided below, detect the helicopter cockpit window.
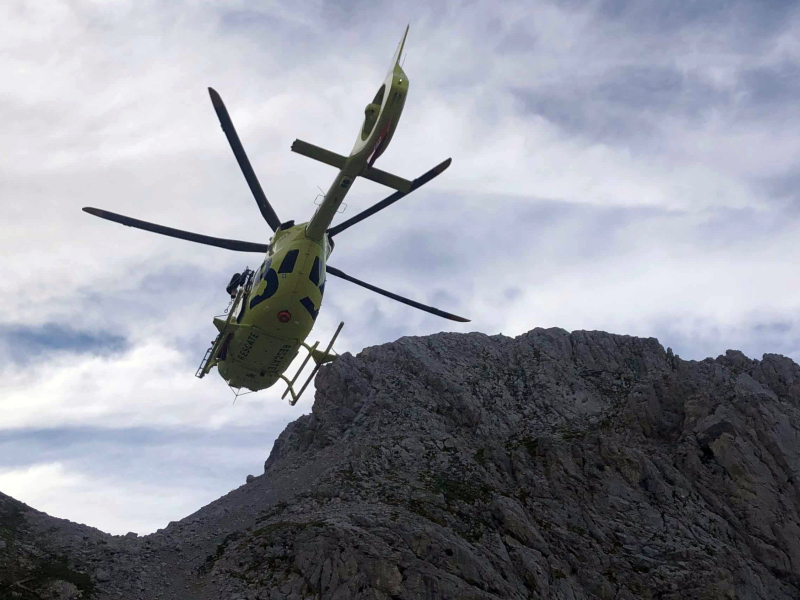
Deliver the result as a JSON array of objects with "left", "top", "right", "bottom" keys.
[{"left": 279, "top": 250, "right": 299, "bottom": 274}]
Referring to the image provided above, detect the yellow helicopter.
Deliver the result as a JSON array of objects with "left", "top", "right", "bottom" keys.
[{"left": 83, "top": 26, "right": 468, "bottom": 403}]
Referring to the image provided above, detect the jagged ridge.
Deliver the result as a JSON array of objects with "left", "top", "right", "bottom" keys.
[{"left": 2, "top": 328, "right": 799, "bottom": 599}]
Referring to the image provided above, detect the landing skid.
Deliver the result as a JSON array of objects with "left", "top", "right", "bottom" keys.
[{"left": 280, "top": 321, "right": 344, "bottom": 406}]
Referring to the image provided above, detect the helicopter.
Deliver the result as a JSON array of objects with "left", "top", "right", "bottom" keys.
[{"left": 82, "top": 26, "right": 468, "bottom": 404}]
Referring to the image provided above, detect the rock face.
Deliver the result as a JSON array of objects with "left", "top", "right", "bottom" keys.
[{"left": 2, "top": 328, "right": 800, "bottom": 599}]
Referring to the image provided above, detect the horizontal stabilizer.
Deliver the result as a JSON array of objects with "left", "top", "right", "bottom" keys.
[
  {"left": 291, "top": 139, "right": 412, "bottom": 193},
  {"left": 363, "top": 166, "right": 412, "bottom": 194},
  {"left": 291, "top": 139, "right": 346, "bottom": 169}
]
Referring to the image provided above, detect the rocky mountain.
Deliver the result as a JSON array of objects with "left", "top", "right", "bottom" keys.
[{"left": 2, "top": 327, "right": 800, "bottom": 599}]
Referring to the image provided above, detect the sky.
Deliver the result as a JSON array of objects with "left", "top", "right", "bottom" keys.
[{"left": 1, "top": 0, "right": 799, "bottom": 535}]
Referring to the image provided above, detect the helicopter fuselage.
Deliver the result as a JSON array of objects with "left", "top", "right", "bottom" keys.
[{"left": 216, "top": 223, "right": 330, "bottom": 391}]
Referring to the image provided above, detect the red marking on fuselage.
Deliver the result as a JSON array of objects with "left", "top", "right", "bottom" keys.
[{"left": 367, "top": 118, "right": 393, "bottom": 168}]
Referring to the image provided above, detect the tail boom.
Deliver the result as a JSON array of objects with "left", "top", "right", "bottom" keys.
[{"left": 304, "top": 26, "right": 410, "bottom": 241}]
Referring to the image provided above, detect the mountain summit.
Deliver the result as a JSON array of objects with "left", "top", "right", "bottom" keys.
[{"left": 2, "top": 328, "right": 799, "bottom": 599}]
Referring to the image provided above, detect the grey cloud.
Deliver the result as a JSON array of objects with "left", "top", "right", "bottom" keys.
[
  {"left": 321, "top": 286, "right": 414, "bottom": 349},
  {"left": 494, "top": 20, "right": 539, "bottom": 56},
  {"left": 650, "top": 315, "right": 800, "bottom": 364},
  {"left": 586, "top": 0, "right": 794, "bottom": 37},
  {"left": 327, "top": 181, "right": 800, "bottom": 360},
  {"left": 594, "top": 66, "right": 725, "bottom": 114},
  {"left": 318, "top": 276, "right": 467, "bottom": 353},
  {"left": 218, "top": 9, "right": 288, "bottom": 31},
  {"left": 0, "top": 324, "right": 128, "bottom": 365},
  {"left": 692, "top": 207, "right": 794, "bottom": 251},
  {"left": 347, "top": 192, "right": 664, "bottom": 281},
  {"left": 739, "top": 62, "right": 800, "bottom": 112},
  {"left": 753, "top": 321, "right": 792, "bottom": 335},
  {"left": 491, "top": 1, "right": 800, "bottom": 155},
  {"left": 760, "top": 170, "right": 800, "bottom": 207},
  {"left": 74, "top": 262, "right": 236, "bottom": 339},
  {"left": 0, "top": 426, "right": 278, "bottom": 476},
  {"left": 137, "top": 266, "right": 219, "bottom": 295},
  {"left": 513, "top": 66, "right": 738, "bottom": 145},
  {"left": 512, "top": 88, "right": 658, "bottom": 143}
]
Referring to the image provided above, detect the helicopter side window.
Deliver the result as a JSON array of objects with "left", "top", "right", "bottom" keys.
[
  {"left": 278, "top": 250, "right": 299, "bottom": 274},
  {"left": 309, "top": 257, "right": 320, "bottom": 286},
  {"left": 257, "top": 258, "right": 272, "bottom": 282}
]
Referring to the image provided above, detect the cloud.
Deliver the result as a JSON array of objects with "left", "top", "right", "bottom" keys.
[
  {"left": 0, "top": 324, "right": 128, "bottom": 365},
  {"left": 0, "top": 425, "right": 284, "bottom": 534},
  {"left": 1, "top": 0, "right": 799, "bottom": 534},
  {"left": 0, "top": 462, "right": 202, "bottom": 535},
  {"left": 0, "top": 337, "right": 319, "bottom": 431}
]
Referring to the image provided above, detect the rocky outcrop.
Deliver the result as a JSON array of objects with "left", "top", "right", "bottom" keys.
[{"left": 2, "top": 328, "right": 800, "bottom": 599}]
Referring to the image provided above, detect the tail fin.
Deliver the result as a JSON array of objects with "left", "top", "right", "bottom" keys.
[{"left": 391, "top": 25, "right": 409, "bottom": 71}]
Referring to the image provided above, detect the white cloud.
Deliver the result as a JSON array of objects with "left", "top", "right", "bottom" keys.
[
  {"left": 0, "top": 462, "right": 219, "bottom": 535},
  {"left": 2, "top": 0, "right": 800, "bottom": 533},
  {"left": 0, "top": 336, "right": 319, "bottom": 431}
]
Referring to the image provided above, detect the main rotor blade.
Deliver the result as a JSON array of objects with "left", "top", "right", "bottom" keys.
[
  {"left": 325, "top": 264, "right": 469, "bottom": 322},
  {"left": 208, "top": 87, "right": 282, "bottom": 232},
  {"left": 83, "top": 207, "right": 270, "bottom": 253},
  {"left": 327, "top": 158, "right": 451, "bottom": 237}
]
